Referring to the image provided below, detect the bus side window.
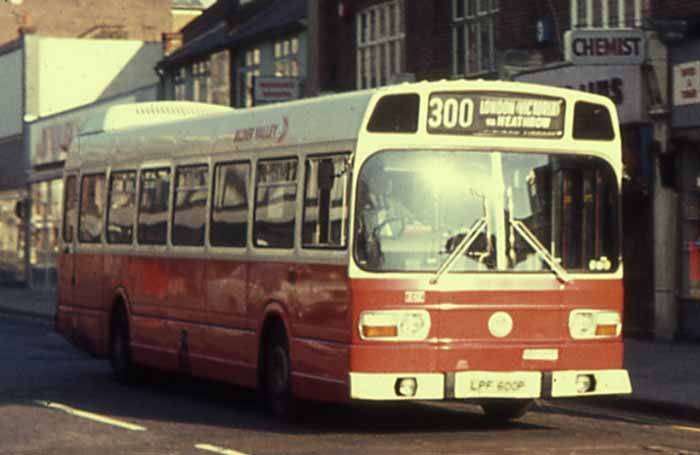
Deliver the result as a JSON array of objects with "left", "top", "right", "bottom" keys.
[
  {"left": 78, "top": 174, "right": 106, "bottom": 244},
  {"left": 254, "top": 158, "right": 298, "bottom": 249},
  {"left": 302, "top": 154, "right": 350, "bottom": 249},
  {"left": 62, "top": 175, "right": 78, "bottom": 243},
  {"left": 138, "top": 168, "right": 171, "bottom": 245},
  {"left": 211, "top": 161, "right": 250, "bottom": 247},
  {"left": 107, "top": 171, "right": 136, "bottom": 244},
  {"left": 172, "top": 164, "right": 209, "bottom": 246}
]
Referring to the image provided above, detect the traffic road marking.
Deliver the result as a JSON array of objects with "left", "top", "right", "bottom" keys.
[
  {"left": 195, "top": 443, "right": 249, "bottom": 455},
  {"left": 672, "top": 425, "right": 700, "bottom": 433},
  {"left": 34, "top": 400, "right": 146, "bottom": 432}
]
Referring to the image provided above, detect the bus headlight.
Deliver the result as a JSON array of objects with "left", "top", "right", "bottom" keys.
[
  {"left": 359, "top": 310, "right": 431, "bottom": 341},
  {"left": 569, "top": 310, "right": 621, "bottom": 339}
]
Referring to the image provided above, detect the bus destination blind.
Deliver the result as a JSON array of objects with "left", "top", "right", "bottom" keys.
[{"left": 427, "top": 92, "right": 565, "bottom": 138}]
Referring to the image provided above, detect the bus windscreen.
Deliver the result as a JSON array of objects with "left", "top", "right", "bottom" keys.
[{"left": 354, "top": 150, "right": 619, "bottom": 274}]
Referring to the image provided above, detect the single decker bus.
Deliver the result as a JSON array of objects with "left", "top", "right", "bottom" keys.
[{"left": 56, "top": 80, "right": 632, "bottom": 420}]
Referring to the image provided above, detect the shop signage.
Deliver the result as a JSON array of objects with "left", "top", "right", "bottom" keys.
[
  {"left": 674, "top": 61, "right": 700, "bottom": 106},
  {"left": 515, "top": 65, "right": 643, "bottom": 123},
  {"left": 564, "top": 29, "right": 645, "bottom": 65},
  {"left": 253, "top": 77, "right": 301, "bottom": 105}
]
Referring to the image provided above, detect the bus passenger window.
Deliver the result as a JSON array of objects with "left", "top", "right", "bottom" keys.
[
  {"left": 107, "top": 171, "right": 136, "bottom": 244},
  {"left": 62, "top": 176, "right": 78, "bottom": 243},
  {"left": 211, "top": 161, "right": 250, "bottom": 247},
  {"left": 78, "top": 174, "right": 106, "bottom": 244},
  {"left": 173, "top": 165, "right": 208, "bottom": 246},
  {"left": 302, "top": 154, "right": 349, "bottom": 248},
  {"left": 138, "top": 168, "right": 171, "bottom": 245},
  {"left": 254, "top": 158, "right": 297, "bottom": 248}
]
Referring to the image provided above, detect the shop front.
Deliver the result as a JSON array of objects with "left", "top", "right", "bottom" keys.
[
  {"left": 671, "top": 42, "right": 700, "bottom": 339},
  {"left": 0, "top": 189, "right": 26, "bottom": 284}
]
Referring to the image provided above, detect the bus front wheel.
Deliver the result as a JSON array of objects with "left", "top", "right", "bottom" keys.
[
  {"left": 263, "top": 325, "right": 296, "bottom": 418},
  {"left": 110, "top": 310, "right": 139, "bottom": 383},
  {"left": 480, "top": 399, "right": 532, "bottom": 421}
]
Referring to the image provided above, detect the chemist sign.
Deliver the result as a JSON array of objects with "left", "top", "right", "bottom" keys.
[
  {"left": 674, "top": 61, "right": 700, "bottom": 106},
  {"left": 565, "top": 29, "right": 645, "bottom": 65}
]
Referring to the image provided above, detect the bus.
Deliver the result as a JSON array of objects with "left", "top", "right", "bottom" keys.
[{"left": 56, "top": 80, "right": 631, "bottom": 420}]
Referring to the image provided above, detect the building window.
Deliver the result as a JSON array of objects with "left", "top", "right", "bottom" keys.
[
  {"left": 192, "top": 60, "right": 211, "bottom": 102},
  {"left": 451, "top": 0, "right": 499, "bottom": 77},
  {"left": 239, "top": 48, "right": 261, "bottom": 108},
  {"left": 571, "top": 0, "right": 642, "bottom": 29},
  {"left": 174, "top": 67, "right": 187, "bottom": 100},
  {"left": 356, "top": 0, "right": 405, "bottom": 89},
  {"left": 274, "top": 37, "right": 300, "bottom": 77},
  {"left": 210, "top": 50, "right": 231, "bottom": 106}
]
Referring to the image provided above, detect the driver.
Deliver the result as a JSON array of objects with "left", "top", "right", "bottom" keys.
[{"left": 362, "top": 160, "right": 414, "bottom": 237}]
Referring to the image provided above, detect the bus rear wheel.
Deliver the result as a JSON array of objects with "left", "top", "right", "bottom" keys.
[
  {"left": 480, "top": 399, "right": 532, "bottom": 421},
  {"left": 263, "top": 326, "right": 296, "bottom": 418},
  {"left": 110, "top": 310, "right": 139, "bottom": 383}
]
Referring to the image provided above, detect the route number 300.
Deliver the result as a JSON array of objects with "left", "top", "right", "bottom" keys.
[{"left": 428, "top": 96, "right": 474, "bottom": 130}]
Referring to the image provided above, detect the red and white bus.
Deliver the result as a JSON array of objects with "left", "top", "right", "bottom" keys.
[{"left": 56, "top": 80, "right": 631, "bottom": 420}]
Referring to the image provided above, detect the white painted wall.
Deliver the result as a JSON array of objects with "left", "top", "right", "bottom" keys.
[
  {"left": 0, "top": 49, "right": 23, "bottom": 138},
  {"left": 31, "top": 36, "right": 162, "bottom": 118},
  {"left": 28, "top": 84, "right": 158, "bottom": 165}
]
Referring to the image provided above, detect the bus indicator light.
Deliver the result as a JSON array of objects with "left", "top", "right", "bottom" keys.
[
  {"left": 362, "top": 325, "right": 398, "bottom": 338},
  {"left": 595, "top": 324, "right": 618, "bottom": 337}
]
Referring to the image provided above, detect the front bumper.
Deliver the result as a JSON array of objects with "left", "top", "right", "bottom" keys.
[{"left": 349, "top": 369, "right": 631, "bottom": 400}]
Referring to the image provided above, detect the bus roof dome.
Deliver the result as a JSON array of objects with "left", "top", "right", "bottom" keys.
[{"left": 80, "top": 101, "right": 234, "bottom": 135}]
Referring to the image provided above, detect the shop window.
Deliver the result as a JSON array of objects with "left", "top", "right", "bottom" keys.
[
  {"left": 254, "top": 158, "right": 297, "bottom": 248},
  {"left": 138, "top": 168, "right": 171, "bottom": 245},
  {"left": 63, "top": 176, "right": 78, "bottom": 243},
  {"left": 451, "top": 0, "right": 498, "bottom": 77},
  {"left": 356, "top": 0, "right": 405, "bottom": 89},
  {"left": 303, "top": 154, "right": 350, "bottom": 249},
  {"left": 78, "top": 174, "right": 106, "bottom": 244},
  {"left": 211, "top": 161, "right": 250, "bottom": 247},
  {"left": 107, "top": 171, "right": 137, "bottom": 244},
  {"left": 172, "top": 165, "right": 208, "bottom": 246}
]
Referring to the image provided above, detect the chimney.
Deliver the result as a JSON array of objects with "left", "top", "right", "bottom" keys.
[
  {"left": 18, "top": 12, "right": 36, "bottom": 35},
  {"left": 162, "top": 32, "right": 183, "bottom": 56}
]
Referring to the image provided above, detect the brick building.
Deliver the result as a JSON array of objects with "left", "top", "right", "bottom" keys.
[{"left": 0, "top": 0, "right": 172, "bottom": 45}]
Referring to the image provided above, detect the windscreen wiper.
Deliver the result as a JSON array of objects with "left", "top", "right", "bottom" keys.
[
  {"left": 429, "top": 217, "right": 487, "bottom": 285},
  {"left": 510, "top": 219, "right": 571, "bottom": 284}
]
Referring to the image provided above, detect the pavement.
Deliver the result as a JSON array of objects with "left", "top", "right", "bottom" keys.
[{"left": 0, "top": 285, "right": 698, "bottom": 420}]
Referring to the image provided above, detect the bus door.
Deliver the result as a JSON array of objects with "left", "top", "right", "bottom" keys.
[{"left": 58, "top": 173, "right": 78, "bottom": 308}]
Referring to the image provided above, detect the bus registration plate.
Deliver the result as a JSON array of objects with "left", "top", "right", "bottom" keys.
[{"left": 454, "top": 371, "right": 541, "bottom": 398}]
